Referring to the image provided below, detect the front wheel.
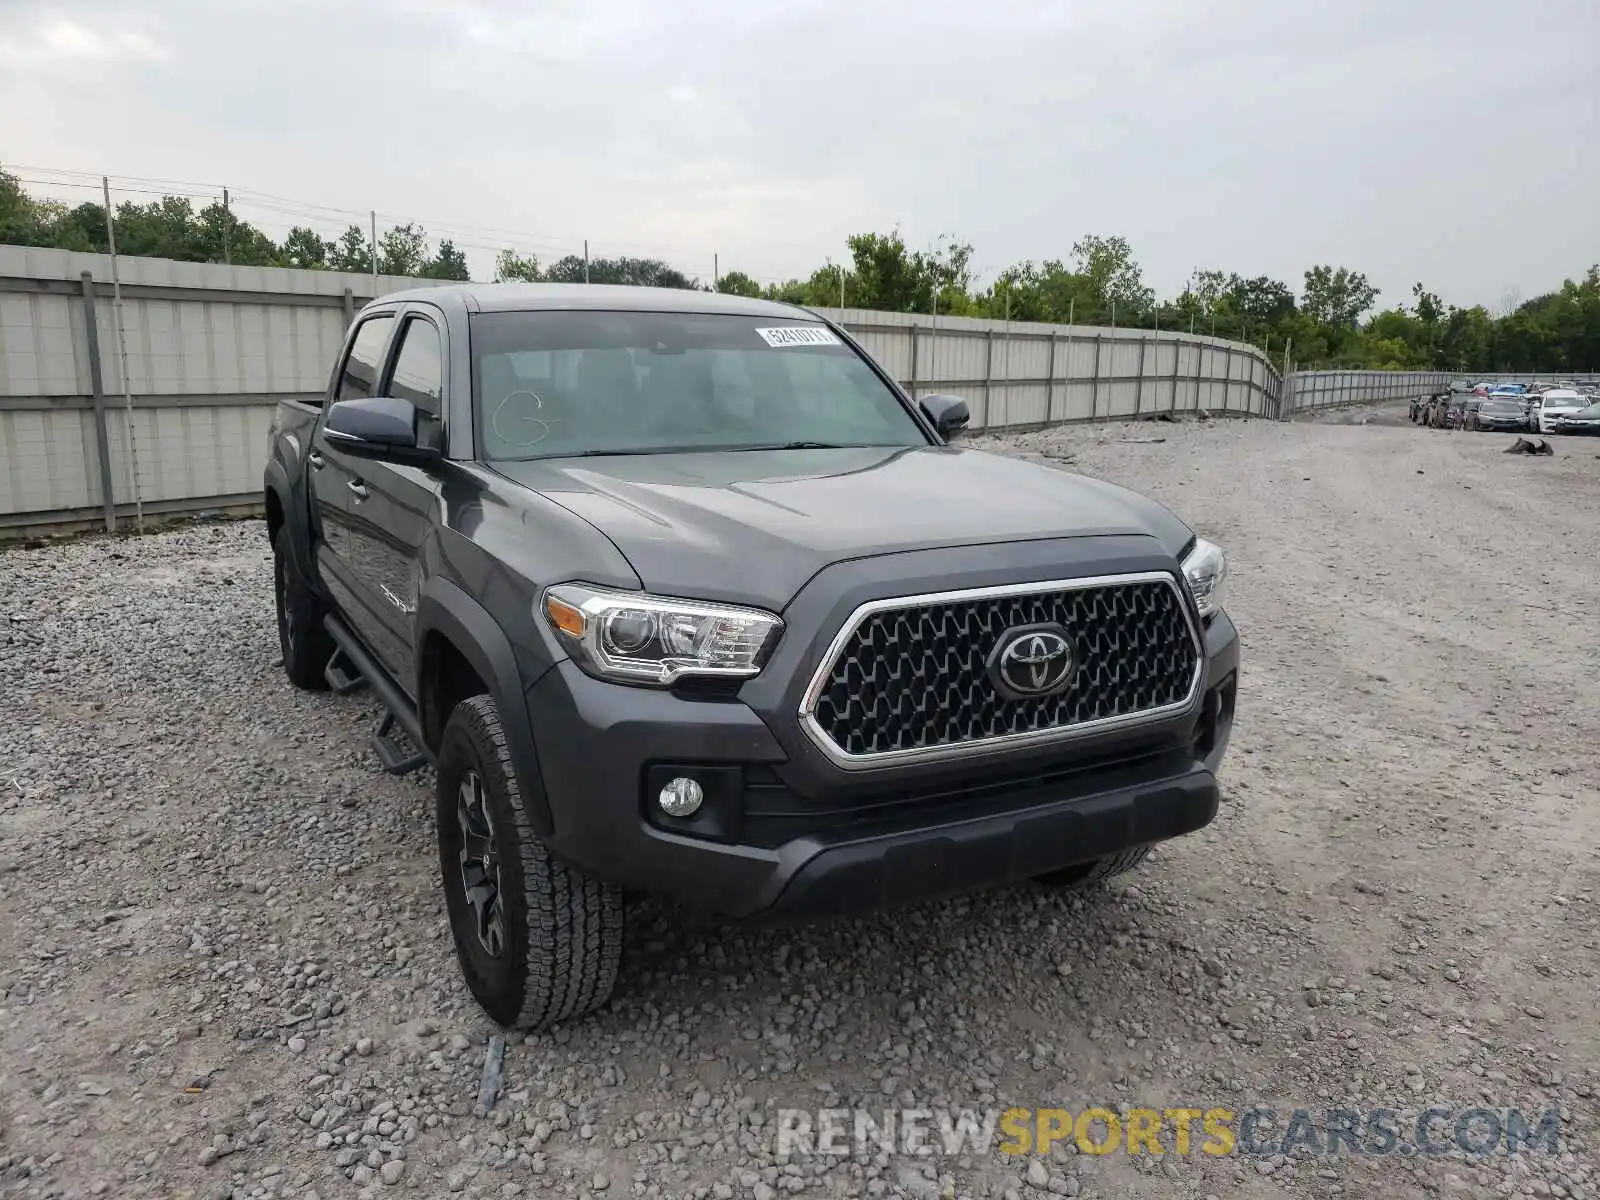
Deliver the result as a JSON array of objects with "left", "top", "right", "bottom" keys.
[
  {"left": 1034, "top": 845, "right": 1151, "bottom": 891},
  {"left": 436, "top": 694, "right": 625, "bottom": 1029}
]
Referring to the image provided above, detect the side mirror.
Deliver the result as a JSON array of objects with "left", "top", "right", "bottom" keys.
[
  {"left": 919, "top": 393, "right": 971, "bottom": 440},
  {"left": 323, "top": 396, "right": 436, "bottom": 465}
]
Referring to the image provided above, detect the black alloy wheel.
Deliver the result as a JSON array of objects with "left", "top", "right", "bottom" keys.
[{"left": 455, "top": 769, "right": 507, "bottom": 959}]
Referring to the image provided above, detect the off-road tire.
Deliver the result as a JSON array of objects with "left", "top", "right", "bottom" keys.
[
  {"left": 1033, "top": 845, "right": 1152, "bottom": 891},
  {"left": 273, "top": 525, "right": 333, "bottom": 690},
  {"left": 436, "top": 694, "right": 624, "bottom": 1029}
]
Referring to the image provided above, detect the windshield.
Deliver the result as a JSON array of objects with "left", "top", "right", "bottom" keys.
[
  {"left": 1481, "top": 400, "right": 1521, "bottom": 412},
  {"left": 470, "top": 310, "right": 928, "bottom": 461}
]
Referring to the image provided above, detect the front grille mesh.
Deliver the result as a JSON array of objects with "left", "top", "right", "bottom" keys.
[{"left": 809, "top": 580, "right": 1198, "bottom": 758}]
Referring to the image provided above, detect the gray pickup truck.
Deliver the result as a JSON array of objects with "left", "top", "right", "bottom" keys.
[{"left": 264, "top": 284, "right": 1238, "bottom": 1029}]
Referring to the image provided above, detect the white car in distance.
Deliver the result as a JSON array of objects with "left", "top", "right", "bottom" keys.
[{"left": 1533, "top": 389, "right": 1588, "bottom": 433}]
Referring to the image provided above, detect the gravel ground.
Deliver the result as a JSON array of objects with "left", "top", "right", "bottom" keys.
[{"left": 2, "top": 410, "right": 1596, "bottom": 1200}]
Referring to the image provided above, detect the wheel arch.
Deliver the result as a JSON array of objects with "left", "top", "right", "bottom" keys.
[
  {"left": 263, "top": 458, "right": 316, "bottom": 585},
  {"left": 415, "top": 577, "right": 555, "bottom": 837}
]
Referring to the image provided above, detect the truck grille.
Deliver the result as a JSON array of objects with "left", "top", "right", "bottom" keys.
[{"left": 800, "top": 574, "right": 1201, "bottom": 765}]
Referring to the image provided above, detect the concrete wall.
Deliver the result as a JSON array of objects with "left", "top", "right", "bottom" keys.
[{"left": 2, "top": 247, "right": 1294, "bottom": 537}]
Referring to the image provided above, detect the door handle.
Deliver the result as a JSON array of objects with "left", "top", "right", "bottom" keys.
[
  {"left": 307, "top": 450, "right": 325, "bottom": 470},
  {"left": 347, "top": 480, "right": 369, "bottom": 502}
]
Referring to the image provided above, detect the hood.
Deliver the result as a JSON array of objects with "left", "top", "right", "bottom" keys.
[{"left": 491, "top": 445, "right": 1193, "bottom": 608}]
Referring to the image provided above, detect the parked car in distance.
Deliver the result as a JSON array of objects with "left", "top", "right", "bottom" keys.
[
  {"left": 1471, "top": 397, "right": 1528, "bottom": 431},
  {"left": 263, "top": 283, "right": 1239, "bottom": 1028},
  {"left": 1553, "top": 402, "right": 1600, "bottom": 434},
  {"left": 1534, "top": 389, "right": 1587, "bottom": 432},
  {"left": 1454, "top": 397, "right": 1485, "bottom": 429}
]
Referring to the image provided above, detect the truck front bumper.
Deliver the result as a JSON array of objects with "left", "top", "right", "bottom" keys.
[{"left": 527, "top": 608, "right": 1238, "bottom": 918}]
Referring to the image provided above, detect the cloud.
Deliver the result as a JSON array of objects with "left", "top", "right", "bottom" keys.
[{"left": 0, "top": 16, "right": 166, "bottom": 66}]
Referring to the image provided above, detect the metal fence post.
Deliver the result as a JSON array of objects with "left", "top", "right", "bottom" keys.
[
  {"left": 1090, "top": 335, "right": 1103, "bottom": 420},
  {"left": 984, "top": 328, "right": 995, "bottom": 429},
  {"left": 1045, "top": 334, "right": 1058, "bottom": 422},
  {"left": 1168, "top": 332, "right": 1181, "bottom": 412},
  {"left": 342, "top": 287, "right": 355, "bottom": 329},
  {"left": 1134, "top": 332, "right": 1148, "bottom": 416},
  {"left": 78, "top": 271, "right": 118, "bottom": 533},
  {"left": 909, "top": 324, "right": 919, "bottom": 397},
  {"left": 1193, "top": 340, "right": 1204, "bottom": 411}
]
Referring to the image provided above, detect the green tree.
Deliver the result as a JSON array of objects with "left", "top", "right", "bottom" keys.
[
  {"left": 1228, "top": 275, "right": 1297, "bottom": 326},
  {"left": 761, "top": 279, "right": 811, "bottom": 305},
  {"left": 328, "top": 224, "right": 373, "bottom": 273},
  {"left": 282, "top": 226, "right": 330, "bottom": 269},
  {"left": 376, "top": 222, "right": 428, "bottom": 276},
  {"left": 714, "top": 270, "right": 762, "bottom": 298},
  {"left": 1302, "top": 266, "right": 1379, "bottom": 329},
  {"left": 844, "top": 231, "right": 925, "bottom": 311},
  {"left": 842, "top": 231, "right": 974, "bottom": 314},
  {"left": 1071, "top": 234, "right": 1154, "bottom": 317},
  {"left": 542, "top": 255, "right": 695, "bottom": 288},
  {"left": 422, "top": 238, "right": 470, "bottom": 281},
  {"left": 1410, "top": 282, "right": 1443, "bottom": 325},
  {"left": 494, "top": 250, "right": 541, "bottom": 282},
  {"left": 47, "top": 202, "right": 110, "bottom": 253},
  {"left": 1, "top": 167, "right": 46, "bottom": 245}
]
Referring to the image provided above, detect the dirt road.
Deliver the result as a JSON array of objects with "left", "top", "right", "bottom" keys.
[{"left": 2, "top": 411, "right": 1595, "bottom": 1200}]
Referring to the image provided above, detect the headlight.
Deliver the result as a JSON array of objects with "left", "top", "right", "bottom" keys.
[
  {"left": 1181, "top": 537, "right": 1227, "bottom": 618},
  {"left": 541, "top": 583, "right": 783, "bottom": 686}
]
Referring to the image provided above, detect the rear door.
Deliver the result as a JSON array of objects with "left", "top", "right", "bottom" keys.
[
  {"left": 340, "top": 307, "right": 448, "bottom": 693},
  {"left": 313, "top": 311, "right": 397, "bottom": 618}
]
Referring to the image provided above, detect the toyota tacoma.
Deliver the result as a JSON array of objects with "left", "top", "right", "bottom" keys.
[{"left": 264, "top": 284, "right": 1238, "bottom": 1029}]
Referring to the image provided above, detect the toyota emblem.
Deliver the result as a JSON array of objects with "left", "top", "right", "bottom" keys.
[{"left": 987, "top": 624, "right": 1076, "bottom": 700}]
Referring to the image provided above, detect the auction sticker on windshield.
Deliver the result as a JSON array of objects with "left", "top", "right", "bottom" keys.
[{"left": 755, "top": 326, "right": 842, "bottom": 348}]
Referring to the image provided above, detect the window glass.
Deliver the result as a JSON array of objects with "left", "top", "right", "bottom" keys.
[
  {"left": 388, "top": 318, "right": 444, "bottom": 413},
  {"left": 470, "top": 310, "right": 926, "bottom": 461},
  {"left": 337, "top": 315, "right": 395, "bottom": 403}
]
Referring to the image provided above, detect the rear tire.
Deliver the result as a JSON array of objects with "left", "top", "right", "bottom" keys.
[
  {"left": 436, "top": 694, "right": 624, "bottom": 1029},
  {"left": 273, "top": 526, "right": 333, "bottom": 691},
  {"left": 1034, "top": 845, "right": 1152, "bottom": 891}
]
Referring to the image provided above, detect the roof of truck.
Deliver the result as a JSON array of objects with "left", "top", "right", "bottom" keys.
[{"left": 376, "top": 282, "right": 816, "bottom": 319}]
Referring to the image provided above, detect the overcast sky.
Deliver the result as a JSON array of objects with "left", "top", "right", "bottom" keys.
[{"left": 2, "top": 0, "right": 1595, "bottom": 310}]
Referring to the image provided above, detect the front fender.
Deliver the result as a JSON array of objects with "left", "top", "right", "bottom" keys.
[{"left": 415, "top": 576, "right": 555, "bottom": 837}]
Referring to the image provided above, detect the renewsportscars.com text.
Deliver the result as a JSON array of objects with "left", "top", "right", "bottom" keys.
[{"left": 773, "top": 1106, "right": 1563, "bottom": 1160}]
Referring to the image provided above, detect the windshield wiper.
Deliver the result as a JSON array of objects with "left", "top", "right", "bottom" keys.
[
  {"left": 563, "top": 446, "right": 721, "bottom": 457},
  {"left": 723, "top": 441, "right": 896, "bottom": 452},
  {"left": 520, "top": 441, "right": 902, "bottom": 461}
]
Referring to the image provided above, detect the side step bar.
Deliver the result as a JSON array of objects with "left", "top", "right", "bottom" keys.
[
  {"left": 323, "top": 615, "right": 435, "bottom": 776},
  {"left": 324, "top": 646, "right": 369, "bottom": 695}
]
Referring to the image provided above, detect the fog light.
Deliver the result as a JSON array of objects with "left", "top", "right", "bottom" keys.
[{"left": 657, "top": 776, "right": 704, "bottom": 818}]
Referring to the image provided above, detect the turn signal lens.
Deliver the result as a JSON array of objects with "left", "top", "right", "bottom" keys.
[{"left": 544, "top": 594, "right": 587, "bottom": 639}]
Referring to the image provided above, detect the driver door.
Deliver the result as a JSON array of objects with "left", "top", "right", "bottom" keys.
[{"left": 339, "top": 309, "right": 448, "bottom": 691}]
